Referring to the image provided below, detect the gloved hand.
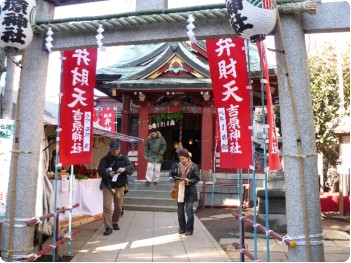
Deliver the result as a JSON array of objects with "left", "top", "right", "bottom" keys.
[
  {"left": 105, "top": 167, "right": 114, "bottom": 176},
  {"left": 168, "top": 177, "right": 174, "bottom": 183}
]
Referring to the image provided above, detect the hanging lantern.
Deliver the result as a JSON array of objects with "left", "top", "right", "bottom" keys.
[
  {"left": 226, "top": 0, "right": 276, "bottom": 40},
  {"left": 0, "top": 0, "right": 37, "bottom": 52}
]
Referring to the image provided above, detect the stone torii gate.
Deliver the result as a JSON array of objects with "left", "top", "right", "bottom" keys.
[{"left": 1, "top": 0, "right": 349, "bottom": 261}]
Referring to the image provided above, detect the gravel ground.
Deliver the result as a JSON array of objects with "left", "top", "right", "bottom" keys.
[
  {"left": 195, "top": 206, "right": 241, "bottom": 243},
  {"left": 195, "top": 207, "right": 350, "bottom": 243}
]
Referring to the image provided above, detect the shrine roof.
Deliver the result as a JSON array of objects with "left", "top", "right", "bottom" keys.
[
  {"left": 104, "top": 78, "right": 212, "bottom": 92},
  {"left": 97, "top": 42, "right": 210, "bottom": 80},
  {"left": 44, "top": 0, "right": 105, "bottom": 6},
  {"left": 96, "top": 41, "right": 276, "bottom": 95}
]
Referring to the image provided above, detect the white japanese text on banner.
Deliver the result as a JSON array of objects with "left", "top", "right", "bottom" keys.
[
  {"left": 60, "top": 49, "right": 97, "bottom": 165},
  {"left": 206, "top": 38, "right": 252, "bottom": 169}
]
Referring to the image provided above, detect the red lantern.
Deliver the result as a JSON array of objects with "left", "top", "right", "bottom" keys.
[
  {"left": 226, "top": 0, "right": 277, "bottom": 40},
  {"left": 0, "top": 0, "right": 36, "bottom": 51}
]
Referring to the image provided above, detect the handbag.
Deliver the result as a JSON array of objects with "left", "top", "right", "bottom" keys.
[{"left": 170, "top": 179, "right": 180, "bottom": 200}]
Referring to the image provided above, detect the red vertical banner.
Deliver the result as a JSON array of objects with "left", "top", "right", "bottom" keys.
[
  {"left": 99, "top": 108, "right": 116, "bottom": 132},
  {"left": 60, "top": 48, "right": 97, "bottom": 165},
  {"left": 206, "top": 38, "right": 252, "bottom": 169},
  {"left": 256, "top": 40, "right": 281, "bottom": 170},
  {"left": 93, "top": 108, "right": 98, "bottom": 123}
]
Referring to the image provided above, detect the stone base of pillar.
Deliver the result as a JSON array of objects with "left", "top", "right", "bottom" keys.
[
  {"left": 257, "top": 213, "right": 287, "bottom": 234},
  {"left": 256, "top": 189, "right": 287, "bottom": 234},
  {"left": 238, "top": 211, "right": 287, "bottom": 234},
  {"left": 255, "top": 170, "right": 287, "bottom": 234}
]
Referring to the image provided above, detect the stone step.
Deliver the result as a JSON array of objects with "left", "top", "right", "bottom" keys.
[
  {"left": 128, "top": 181, "right": 175, "bottom": 191},
  {"left": 200, "top": 193, "right": 246, "bottom": 207},
  {"left": 124, "top": 180, "right": 244, "bottom": 210},
  {"left": 126, "top": 189, "right": 172, "bottom": 198},
  {"left": 123, "top": 180, "right": 199, "bottom": 212},
  {"left": 123, "top": 204, "right": 178, "bottom": 212},
  {"left": 129, "top": 181, "right": 243, "bottom": 193},
  {"left": 124, "top": 196, "right": 177, "bottom": 207}
]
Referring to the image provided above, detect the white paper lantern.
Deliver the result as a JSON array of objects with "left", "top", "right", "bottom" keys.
[
  {"left": 226, "top": 0, "right": 276, "bottom": 40},
  {"left": 0, "top": 0, "right": 37, "bottom": 51}
]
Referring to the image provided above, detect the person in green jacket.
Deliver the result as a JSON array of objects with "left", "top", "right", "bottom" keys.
[{"left": 144, "top": 128, "right": 167, "bottom": 185}]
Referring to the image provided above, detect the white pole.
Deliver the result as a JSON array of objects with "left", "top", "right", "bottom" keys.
[{"left": 336, "top": 43, "right": 345, "bottom": 114}]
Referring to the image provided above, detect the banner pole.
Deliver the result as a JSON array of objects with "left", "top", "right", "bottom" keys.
[{"left": 68, "top": 165, "right": 74, "bottom": 255}]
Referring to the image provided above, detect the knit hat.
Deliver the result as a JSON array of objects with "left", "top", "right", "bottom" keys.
[
  {"left": 177, "top": 148, "right": 190, "bottom": 158},
  {"left": 110, "top": 140, "right": 120, "bottom": 150},
  {"left": 150, "top": 128, "right": 158, "bottom": 133}
]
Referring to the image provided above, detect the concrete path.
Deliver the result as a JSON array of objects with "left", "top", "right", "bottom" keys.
[
  {"left": 70, "top": 211, "right": 231, "bottom": 262},
  {"left": 37, "top": 211, "right": 349, "bottom": 262}
]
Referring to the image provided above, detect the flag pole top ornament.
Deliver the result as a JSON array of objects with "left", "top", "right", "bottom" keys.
[
  {"left": 226, "top": 0, "right": 277, "bottom": 41},
  {"left": 0, "top": 0, "right": 37, "bottom": 53}
]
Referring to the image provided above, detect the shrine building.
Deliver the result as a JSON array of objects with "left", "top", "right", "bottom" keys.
[{"left": 95, "top": 41, "right": 277, "bottom": 180}]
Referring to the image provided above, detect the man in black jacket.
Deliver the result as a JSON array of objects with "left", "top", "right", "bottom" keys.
[{"left": 98, "top": 140, "right": 134, "bottom": 235}]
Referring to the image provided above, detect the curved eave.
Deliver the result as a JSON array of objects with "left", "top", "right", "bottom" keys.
[
  {"left": 127, "top": 42, "right": 210, "bottom": 80},
  {"left": 125, "top": 46, "right": 174, "bottom": 80},
  {"left": 176, "top": 43, "right": 209, "bottom": 77},
  {"left": 104, "top": 78, "right": 212, "bottom": 92},
  {"left": 93, "top": 128, "right": 144, "bottom": 143},
  {"left": 192, "top": 40, "right": 207, "bottom": 52},
  {"left": 118, "top": 43, "right": 169, "bottom": 68}
]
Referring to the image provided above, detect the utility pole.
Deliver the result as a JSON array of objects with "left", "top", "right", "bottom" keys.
[{"left": 336, "top": 42, "right": 345, "bottom": 115}]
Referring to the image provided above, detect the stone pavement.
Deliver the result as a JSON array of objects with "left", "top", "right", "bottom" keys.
[
  {"left": 39, "top": 211, "right": 350, "bottom": 262},
  {"left": 56, "top": 210, "right": 231, "bottom": 262}
]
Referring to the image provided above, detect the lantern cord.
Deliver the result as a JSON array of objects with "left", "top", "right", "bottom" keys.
[
  {"left": 179, "top": 119, "right": 182, "bottom": 143},
  {"left": 275, "top": 9, "right": 311, "bottom": 261},
  {"left": 176, "top": 119, "right": 183, "bottom": 153}
]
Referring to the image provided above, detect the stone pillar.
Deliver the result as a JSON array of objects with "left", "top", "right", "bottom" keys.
[
  {"left": 274, "top": 14, "right": 324, "bottom": 261},
  {"left": 1, "top": 2, "right": 55, "bottom": 261}
]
